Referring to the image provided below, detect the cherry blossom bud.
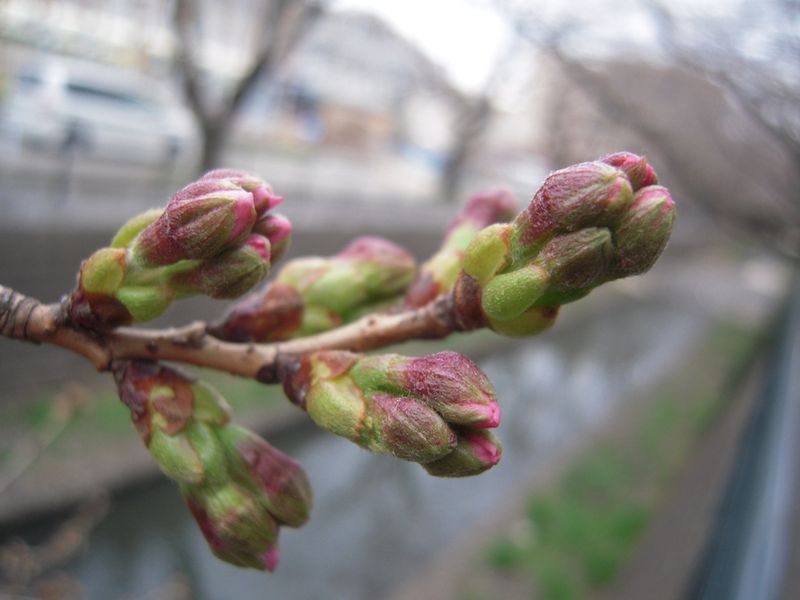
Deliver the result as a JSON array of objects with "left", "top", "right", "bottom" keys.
[
  {"left": 253, "top": 213, "right": 292, "bottom": 262},
  {"left": 184, "top": 482, "right": 280, "bottom": 570},
  {"left": 423, "top": 429, "right": 502, "bottom": 478},
  {"left": 209, "top": 282, "right": 304, "bottom": 343},
  {"left": 406, "top": 189, "right": 517, "bottom": 307},
  {"left": 110, "top": 208, "right": 163, "bottom": 249},
  {"left": 171, "top": 234, "right": 271, "bottom": 299},
  {"left": 113, "top": 361, "right": 312, "bottom": 571},
  {"left": 134, "top": 179, "right": 256, "bottom": 266},
  {"left": 200, "top": 168, "right": 283, "bottom": 215},
  {"left": 608, "top": 185, "right": 675, "bottom": 279},
  {"left": 453, "top": 154, "right": 674, "bottom": 338},
  {"left": 282, "top": 350, "right": 502, "bottom": 473},
  {"left": 600, "top": 151, "right": 658, "bottom": 191},
  {"left": 513, "top": 161, "right": 632, "bottom": 249},
  {"left": 222, "top": 426, "right": 313, "bottom": 528},
  {"left": 213, "top": 236, "right": 416, "bottom": 341}
]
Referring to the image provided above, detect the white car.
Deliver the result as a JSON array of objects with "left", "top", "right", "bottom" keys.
[{"left": 0, "top": 57, "right": 198, "bottom": 165}]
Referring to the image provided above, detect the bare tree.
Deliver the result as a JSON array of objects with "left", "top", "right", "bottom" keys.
[
  {"left": 496, "top": 0, "right": 800, "bottom": 258},
  {"left": 173, "top": 0, "right": 322, "bottom": 172},
  {"left": 440, "top": 39, "right": 521, "bottom": 201}
]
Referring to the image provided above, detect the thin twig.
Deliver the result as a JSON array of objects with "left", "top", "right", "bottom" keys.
[{"left": 0, "top": 285, "right": 465, "bottom": 383}]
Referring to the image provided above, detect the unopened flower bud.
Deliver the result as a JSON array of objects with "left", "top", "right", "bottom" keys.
[
  {"left": 423, "top": 429, "right": 502, "bottom": 478},
  {"left": 453, "top": 153, "right": 674, "bottom": 338},
  {"left": 282, "top": 352, "right": 456, "bottom": 463},
  {"left": 406, "top": 190, "right": 517, "bottom": 307},
  {"left": 351, "top": 351, "right": 500, "bottom": 429},
  {"left": 184, "top": 482, "right": 280, "bottom": 570},
  {"left": 609, "top": 185, "right": 675, "bottom": 278},
  {"left": 209, "top": 282, "right": 304, "bottom": 342},
  {"left": 332, "top": 236, "right": 416, "bottom": 300},
  {"left": 222, "top": 426, "right": 313, "bottom": 528},
  {"left": 79, "top": 247, "right": 127, "bottom": 296},
  {"left": 370, "top": 393, "right": 457, "bottom": 462},
  {"left": 513, "top": 161, "right": 632, "bottom": 249},
  {"left": 530, "top": 227, "right": 613, "bottom": 306},
  {"left": 283, "top": 350, "right": 502, "bottom": 471},
  {"left": 600, "top": 151, "right": 658, "bottom": 191},
  {"left": 201, "top": 168, "right": 283, "bottom": 215},
  {"left": 110, "top": 208, "right": 163, "bottom": 249},
  {"left": 253, "top": 213, "right": 292, "bottom": 262},
  {"left": 114, "top": 362, "right": 228, "bottom": 484},
  {"left": 114, "top": 284, "right": 176, "bottom": 323},
  {"left": 461, "top": 224, "right": 513, "bottom": 286},
  {"left": 135, "top": 180, "right": 256, "bottom": 266},
  {"left": 449, "top": 188, "right": 518, "bottom": 233},
  {"left": 171, "top": 234, "right": 270, "bottom": 299}
]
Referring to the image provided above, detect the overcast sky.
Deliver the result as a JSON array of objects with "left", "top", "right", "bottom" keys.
[
  {"left": 334, "top": 0, "right": 513, "bottom": 93},
  {"left": 332, "top": 0, "right": 748, "bottom": 96}
]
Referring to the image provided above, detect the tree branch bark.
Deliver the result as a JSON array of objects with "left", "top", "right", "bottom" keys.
[{"left": 0, "top": 285, "right": 462, "bottom": 384}]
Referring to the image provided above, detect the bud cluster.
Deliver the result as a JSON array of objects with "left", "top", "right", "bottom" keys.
[
  {"left": 212, "top": 236, "right": 416, "bottom": 342},
  {"left": 405, "top": 188, "right": 517, "bottom": 308},
  {"left": 70, "top": 170, "right": 291, "bottom": 329},
  {"left": 281, "top": 350, "right": 502, "bottom": 477},
  {"left": 454, "top": 153, "right": 675, "bottom": 337},
  {"left": 114, "top": 361, "right": 312, "bottom": 571}
]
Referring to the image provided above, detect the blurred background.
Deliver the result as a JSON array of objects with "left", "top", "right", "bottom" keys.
[{"left": 0, "top": 0, "right": 798, "bottom": 598}]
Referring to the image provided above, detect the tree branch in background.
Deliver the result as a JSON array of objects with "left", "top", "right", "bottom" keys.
[{"left": 172, "top": 0, "right": 322, "bottom": 171}]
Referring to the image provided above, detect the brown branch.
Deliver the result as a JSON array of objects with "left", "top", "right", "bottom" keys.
[{"left": 0, "top": 285, "right": 462, "bottom": 384}]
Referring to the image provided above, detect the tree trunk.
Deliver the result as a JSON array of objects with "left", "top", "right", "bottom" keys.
[{"left": 199, "top": 119, "right": 229, "bottom": 172}]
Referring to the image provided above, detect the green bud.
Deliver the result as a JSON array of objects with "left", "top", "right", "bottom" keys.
[
  {"left": 406, "top": 190, "right": 517, "bottom": 307},
  {"left": 111, "top": 208, "right": 163, "bottom": 249},
  {"left": 80, "top": 247, "right": 127, "bottom": 296},
  {"left": 183, "top": 482, "right": 279, "bottom": 570},
  {"left": 486, "top": 305, "right": 559, "bottom": 338},
  {"left": 147, "top": 427, "right": 204, "bottom": 484},
  {"left": 222, "top": 426, "right": 313, "bottom": 528},
  {"left": 283, "top": 351, "right": 506, "bottom": 468},
  {"left": 115, "top": 284, "right": 176, "bottom": 322},
  {"left": 462, "top": 224, "right": 513, "bottom": 285},
  {"left": 191, "top": 382, "right": 232, "bottom": 426}
]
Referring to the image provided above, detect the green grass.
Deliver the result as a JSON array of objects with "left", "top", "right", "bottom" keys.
[{"left": 482, "top": 320, "right": 761, "bottom": 600}]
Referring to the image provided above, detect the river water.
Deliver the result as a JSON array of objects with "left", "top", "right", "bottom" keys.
[{"left": 42, "top": 298, "right": 704, "bottom": 600}]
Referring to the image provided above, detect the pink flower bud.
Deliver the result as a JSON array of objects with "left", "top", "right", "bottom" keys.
[
  {"left": 209, "top": 282, "right": 305, "bottom": 342},
  {"left": 223, "top": 426, "right": 313, "bottom": 528},
  {"left": 406, "top": 191, "right": 518, "bottom": 308},
  {"left": 184, "top": 482, "right": 280, "bottom": 570},
  {"left": 402, "top": 351, "right": 500, "bottom": 428},
  {"left": 609, "top": 185, "right": 675, "bottom": 278},
  {"left": 423, "top": 429, "right": 502, "bottom": 478},
  {"left": 201, "top": 168, "right": 283, "bottom": 215},
  {"left": 600, "top": 151, "right": 658, "bottom": 191},
  {"left": 135, "top": 180, "right": 256, "bottom": 266},
  {"left": 514, "top": 161, "right": 633, "bottom": 248},
  {"left": 171, "top": 234, "right": 271, "bottom": 299},
  {"left": 253, "top": 213, "right": 292, "bottom": 262},
  {"left": 446, "top": 188, "right": 518, "bottom": 235}
]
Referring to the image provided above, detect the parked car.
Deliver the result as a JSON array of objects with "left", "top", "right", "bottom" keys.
[{"left": 0, "top": 57, "right": 198, "bottom": 165}]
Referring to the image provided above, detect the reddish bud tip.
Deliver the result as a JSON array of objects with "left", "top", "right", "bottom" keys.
[
  {"left": 448, "top": 188, "right": 518, "bottom": 234},
  {"left": 200, "top": 168, "right": 281, "bottom": 214},
  {"left": 600, "top": 151, "right": 659, "bottom": 191},
  {"left": 336, "top": 236, "right": 414, "bottom": 265},
  {"left": 243, "top": 234, "right": 272, "bottom": 263},
  {"left": 463, "top": 429, "right": 502, "bottom": 466},
  {"left": 261, "top": 546, "right": 280, "bottom": 572}
]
